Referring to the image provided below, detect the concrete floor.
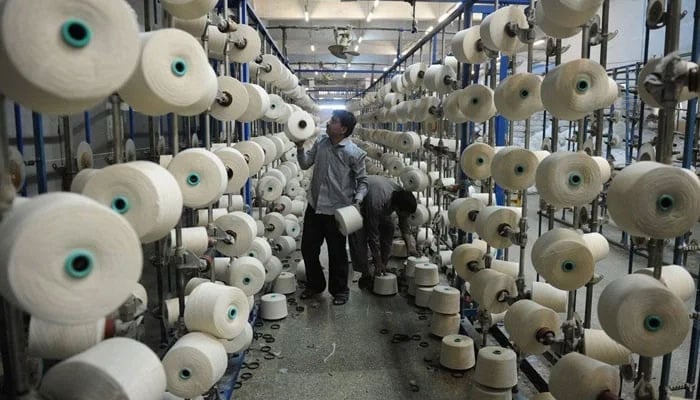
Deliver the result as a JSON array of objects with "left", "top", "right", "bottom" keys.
[{"left": 142, "top": 192, "right": 700, "bottom": 400}]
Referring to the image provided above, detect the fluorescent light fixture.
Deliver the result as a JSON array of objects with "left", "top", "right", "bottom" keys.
[
  {"left": 358, "top": 36, "right": 363, "bottom": 43},
  {"left": 315, "top": 71, "right": 319, "bottom": 75},
  {"left": 343, "top": 72, "right": 347, "bottom": 78},
  {"left": 383, "top": 67, "right": 388, "bottom": 71},
  {"left": 304, "top": 10, "right": 309, "bottom": 22},
  {"left": 534, "top": 39, "right": 546, "bottom": 47},
  {"left": 392, "top": 57, "right": 397, "bottom": 63},
  {"left": 318, "top": 104, "right": 347, "bottom": 110},
  {"left": 310, "top": 44, "right": 315, "bottom": 52},
  {"left": 354, "top": 45, "right": 359, "bottom": 52}
]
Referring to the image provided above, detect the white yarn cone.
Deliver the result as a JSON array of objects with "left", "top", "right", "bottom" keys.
[
  {"left": 457, "top": 84, "right": 497, "bottom": 123},
  {"left": 40, "top": 338, "right": 166, "bottom": 400},
  {"left": 607, "top": 161, "right": 700, "bottom": 239},
  {"left": 245, "top": 236, "right": 272, "bottom": 264},
  {"left": 540, "top": 0, "right": 604, "bottom": 28},
  {"left": 120, "top": 29, "right": 217, "bottom": 116},
  {"left": 210, "top": 76, "right": 249, "bottom": 122},
  {"left": 490, "top": 146, "right": 539, "bottom": 191},
  {"left": 214, "top": 147, "right": 250, "bottom": 194},
  {"left": 598, "top": 274, "right": 689, "bottom": 357},
  {"left": 541, "top": 59, "right": 618, "bottom": 121},
  {"left": 461, "top": 143, "right": 495, "bottom": 179},
  {"left": 162, "top": 332, "right": 227, "bottom": 398},
  {"left": 637, "top": 57, "right": 699, "bottom": 108},
  {"left": 82, "top": 161, "right": 183, "bottom": 244},
  {"left": 160, "top": 0, "right": 217, "bottom": 19},
  {"left": 233, "top": 140, "right": 265, "bottom": 177},
  {"left": 470, "top": 269, "right": 517, "bottom": 313},
  {"left": 549, "top": 352, "right": 620, "bottom": 400},
  {"left": 504, "top": 300, "right": 560, "bottom": 355},
  {"left": 229, "top": 256, "right": 266, "bottom": 296},
  {"left": 173, "top": 15, "right": 208, "bottom": 38},
  {"left": 0, "top": 0, "right": 141, "bottom": 115},
  {"left": 214, "top": 211, "right": 257, "bottom": 257},
  {"left": 28, "top": 317, "right": 106, "bottom": 360},
  {"left": 494, "top": 73, "right": 544, "bottom": 121},
  {"left": 452, "top": 243, "right": 485, "bottom": 282},
  {"left": 167, "top": 148, "right": 227, "bottom": 208},
  {"left": 474, "top": 206, "right": 522, "bottom": 249},
  {"left": 583, "top": 328, "right": 632, "bottom": 366},
  {"left": 227, "top": 24, "right": 262, "bottom": 63},
  {"left": 634, "top": 264, "right": 696, "bottom": 302},
  {"left": 237, "top": 83, "right": 270, "bottom": 122},
  {"left": 535, "top": 151, "right": 603, "bottom": 208},
  {"left": 534, "top": 2, "right": 582, "bottom": 39},
  {"left": 451, "top": 27, "right": 489, "bottom": 64},
  {"left": 480, "top": 6, "right": 528, "bottom": 55},
  {"left": 531, "top": 228, "right": 595, "bottom": 291},
  {"left": 0, "top": 193, "right": 142, "bottom": 324},
  {"left": 184, "top": 282, "right": 250, "bottom": 339}
]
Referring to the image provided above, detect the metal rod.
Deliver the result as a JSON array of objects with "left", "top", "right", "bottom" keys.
[
  {"left": 32, "top": 112, "right": 47, "bottom": 193},
  {"left": 61, "top": 116, "right": 74, "bottom": 191},
  {"left": 111, "top": 95, "right": 124, "bottom": 164},
  {"left": 13, "top": 104, "right": 26, "bottom": 196}
]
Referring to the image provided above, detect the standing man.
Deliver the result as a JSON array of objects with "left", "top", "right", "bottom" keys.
[
  {"left": 349, "top": 175, "right": 419, "bottom": 290},
  {"left": 296, "top": 110, "right": 368, "bottom": 305}
]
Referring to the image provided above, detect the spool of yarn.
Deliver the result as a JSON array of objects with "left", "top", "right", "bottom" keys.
[
  {"left": 263, "top": 94, "right": 287, "bottom": 122},
  {"left": 461, "top": 143, "right": 495, "bottom": 179},
  {"left": 214, "top": 211, "right": 257, "bottom": 257},
  {"left": 233, "top": 141, "right": 265, "bottom": 177},
  {"left": 264, "top": 256, "right": 283, "bottom": 283},
  {"left": 214, "top": 147, "right": 250, "bottom": 195},
  {"left": 535, "top": 151, "right": 603, "bottom": 208},
  {"left": 470, "top": 385, "right": 513, "bottom": 400},
  {"left": 607, "top": 161, "right": 700, "bottom": 239},
  {"left": 414, "top": 263, "right": 440, "bottom": 286},
  {"left": 0, "top": 193, "right": 142, "bottom": 324},
  {"left": 541, "top": 59, "right": 618, "bottom": 121},
  {"left": 471, "top": 192, "right": 495, "bottom": 206},
  {"left": 162, "top": 332, "right": 228, "bottom": 398},
  {"left": 373, "top": 273, "right": 398, "bottom": 296},
  {"left": 549, "top": 352, "right": 620, "bottom": 400},
  {"left": 433, "top": 250, "right": 453, "bottom": 268},
  {"left": 295, "top": 260, "right": 307, "bottom": 282},
  {"left": 534, "top": 2, "right": 582, "bottom": 39},
  {"left": 440, "top": 335, "right": 476, "bottom": 370},
  {"left": 415, "top": 286, "right": 436, "bottom": 308},
  {"left": 70, "top": 168, "right": 100, "bottom": 193},
  {"left": 582, "top": 232, "right": 609, "bottom": 260},
  {"left": 490, "top": 147, "right": 539, "bottom": 191},
  {"left": 28, "top": 317, "right": 105, "bottom": 360},
  {"left": 471, "top": 269, "right": 517, "bottom": 313},
  {"left": 39, "top": 338, "right": 166, "bottom": 400},
  {"left": 457, "top": 85, "right": 497, "bottom": 123},
  {"left": 160, "top": 155, "right": 173, "bottom": 168},
  {"left": 173, "top": 15, "right": 208, "bottom": 37},
  {"left": 403, "top": 62, "right": 427, "bottom": 88},
  {"left": 229, "top": 256, "right": 266, "bottom": 296},
  {"left": 0, "top": 0, "right": 141, "bottom": 115},
  {"left": 237, "top": 83, "right": 270, "bottom": 122},
  {"left": 638, "top": 57, "right": 699, "bottom": 108},
  {"left": 168, "top": 148, "right": 227, "bottom": 208},
  {"left": 197, "top": 208, "right": 228, "bottom": 227},
  {"left": 169, "top": 227, "right": 208, "bottom": 256},
  {"left": 184, "top": 282, "right": 249, "bottom": 340},
  {"left": 184, "top": 277, "right": 224, "bottom": 296},
  {"left": 583, "top": 329, "right": 632, "bottom": 365},
  {"left": 430, "top": 313, "right": 461, "bottom": 337},
  {"left": 475, "top": 206, "right": 521, "bottom": 249},
  {"left": 335, "top": 205, "right": 363, "bottom": 236},
  {"left": 210, "top": 76, "right": 249, "bottom": 122},
  {"left": 257, "top": 175, "right": 284, "bottom": 202},
  {"left": 83, "top": 161, "right": 183, "bottom": 243},
  {"left": 473, "top": 346, "right": 518, "bottom": 389},
  {"left": 274, "top": 236, "right": 297, "bottom": 258},
  {"left": 220, "top": 322, "right": 253, "bottom": 355},
  {"left": 227, "top": 24, "right": 261, "bottom": 63},
  {"left": 540, "top": 0, "right": 604, "bottom": 27},
  {"left": 160, "top": 0, "right": 216, "bottom": 19},
  {"left": 429, "top": 285, "right": 461, "bottom": 314},
  {"left": 531, "top": 281, "right": 568, "bottom": 312},
  {"left": 254, "top": 137, "right": 280, "bottom": 167},
  {"left": 284, "top": 219, "right": 300, "bottom": 238},
  {"left": 598, "top": 274, "right": 690, "bottom": 356},
  {"left": 214, "top": 257, "right": 231, "bottom": 282},
  {"left": 637, "top": 142, "right": 656, "bottom": 161},
  {"left": 262, "top": 212, "right": 286, "bottom": 239},
  {"left": 272, "top": 271, "right": 297, "bottom": 294},
  {"left": 490, "top": 260, "right": 519, "bottom": 279},
  {"left": 504, "top": 300, "right": 561, "bottom": 354},
  {"left": 76, "top": 141, "right": 93, "bottom": 171},
  {"left": 164, "top": 297, "right": 188, "bottom": 327},
  {"left": 417, "top": 227, "right": 435, "bottom": 247},
  {"left": 125, "top": 138, "right": 137, "bottom": 161},
  {"left": 479, "top": 6, "right": 528, "bottom": 55},
  {"left": 452, "top": 243, "right": 486, "bottom": 282},
  {"left": 260, "top": 293, "right": 288, "bottom": 320},
  {"left": 451, "top": 26, "right": 489, "bottom": 64},
  {"left": 219, "top": 194, "right": 245, "bottom": 211},
  {"left": 291, "top": 200, "right": 306, "bottom": 216},
  {"left": 406, "top": 256, "right": 429, "bottom": 278},
  {"left": 285, "top": 110, "right": 316, "bottom": 142},
  {"left": 120, "top": 29, "right": 217, "bottom": 116},
  {"left": 634, "top": 264, "right": 696, "bottom": 302},
  {"left": 400, "top": 167, "right": 430, "bottom": 192},
  {"left": 494, "top": 73, "right": 544, "bottom": 121},
  {"left": 531, "top": 228, "right": 594, "bottom": 290},
  {"left": 448, "top": 198, "right": 482, "bottom": 232},
  {"left": 591, "top": 156, "right": 612, "bottom": 183},
  {"left": 245, "top": 237, "right": 272, "bottom": 264},
  {"left": 257, "top": 54, "right": 286, "bottom": 82}
]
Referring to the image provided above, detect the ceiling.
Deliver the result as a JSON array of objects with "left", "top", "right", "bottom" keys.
[{"left": 250, "top": 0, "right": 466, "bottom": 100}]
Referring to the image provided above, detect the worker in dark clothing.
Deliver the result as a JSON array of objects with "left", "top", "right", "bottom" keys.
[
  {"left": 296, "top": 110, "right": 368, "bottom": 305},
  {"left": 349, "top": 175, "right": 419, "bottom": 289}
]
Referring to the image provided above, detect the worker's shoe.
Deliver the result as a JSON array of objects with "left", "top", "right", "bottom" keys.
[{"left": 357, "top": 275, "right": 373, "bottom": 291}]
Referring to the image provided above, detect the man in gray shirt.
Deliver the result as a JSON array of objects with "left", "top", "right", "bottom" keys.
[
  {"left": 296, "top": 110, "right": 368, "bottom": 305},
  {"left": 349, "top": 175, "right": 419, "bottom": 289}
]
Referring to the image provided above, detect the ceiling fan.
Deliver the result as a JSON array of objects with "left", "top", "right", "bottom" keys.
[{"left": 328, "top": 26, "right": 360, "bottom": 60}]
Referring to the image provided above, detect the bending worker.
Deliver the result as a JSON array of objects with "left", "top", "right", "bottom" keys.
[{"left": 349, "top": 175, "right": 419, "bottom": 289}]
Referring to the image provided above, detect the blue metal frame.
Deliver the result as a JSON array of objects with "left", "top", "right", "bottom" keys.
[
  {"left": 238, "top": 0, "right": 252, "bottom": 210},
  {"left": 12, "top": 104, "right": 26, "bottom": 196},
  {"left": 83, "top": 111, "right": 92, "bottom": 144},
  {"left": 31, "top": 112, "right": 47, "bottom": 194}
]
